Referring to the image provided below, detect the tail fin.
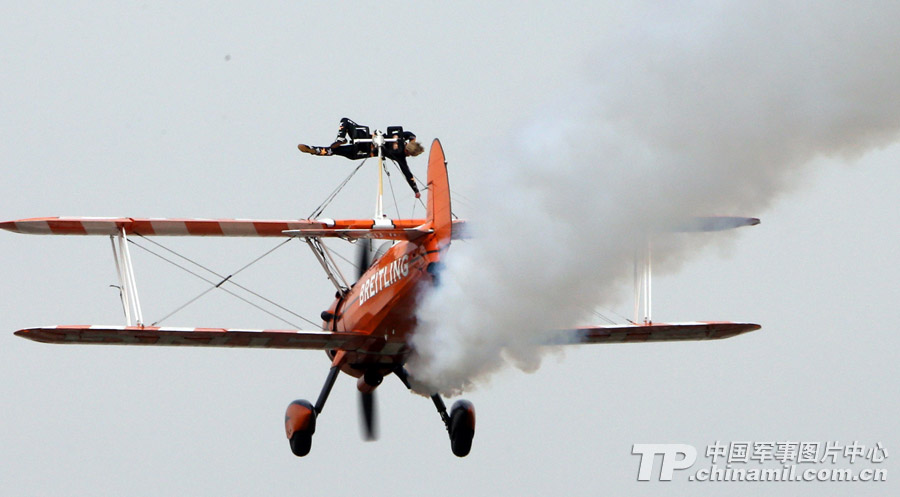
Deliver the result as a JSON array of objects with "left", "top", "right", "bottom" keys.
[{"left": 425, "top": 139, "right": 452, "bottom": 252}]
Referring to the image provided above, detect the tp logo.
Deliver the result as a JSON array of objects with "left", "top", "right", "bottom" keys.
[{"left": 633, "top": 444, "right": 697, "bottom": 481}]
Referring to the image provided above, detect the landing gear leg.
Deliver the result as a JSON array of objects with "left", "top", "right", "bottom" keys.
[
  {"left": 314, "top": 363, "right": 341, "bottom": 415},
  {"left": 430, "top": 393, "right": 451, "bottom": 428},
  {"left": 285, "top": 357, "right": 343, "bottom": 457},
  {"left": 395, "top": 367, "right": 476, "bottom": 457}
]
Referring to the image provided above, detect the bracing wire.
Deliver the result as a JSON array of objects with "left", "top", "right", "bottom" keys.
[
  {"left": 591, "top": 310, "right": 619, "bottom": 325},
  {"left": 329, "top": 244, "right": 361, "bottom": 273},
  {"left": 135, "top": 233, "right": 292, "bottom": 282},
  {"left": 385, "top": 161, "right": 401, "bottom": 219},
  {"left": 416, "top": 183, "right": 429, "bottom": 212},
  {"left": 127, "top": 236, "right": 322, "bottom": 329},
  {"left": 308, "top": 157, "right": 368, "bottom": 219},
  {"left": 592, "top": 306, "right": 634, "bottom": 326}
]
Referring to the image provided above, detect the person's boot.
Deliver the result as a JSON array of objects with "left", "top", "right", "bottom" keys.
[{"left": 298, "top": 144, "right": 331, "bottom": 156}]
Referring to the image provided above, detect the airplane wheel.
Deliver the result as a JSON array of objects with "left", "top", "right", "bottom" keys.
[
  {"left": 448, "top": 400, "right": 475, "bottom": 457},
  {"left": 285, "top": 400, "right": 317, "bottom": 457}
]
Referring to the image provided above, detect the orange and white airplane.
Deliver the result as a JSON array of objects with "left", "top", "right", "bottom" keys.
[{"left": 1, "top": 137, "right": 760, "bottom": 458}]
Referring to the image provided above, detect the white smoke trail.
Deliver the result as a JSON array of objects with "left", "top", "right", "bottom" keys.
[{"left": 408, "top": 2, "right": 900, "bottom": 396}]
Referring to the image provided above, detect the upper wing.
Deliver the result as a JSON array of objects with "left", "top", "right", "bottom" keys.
[
  {"left": 0, "top": 217, "right": 469, "bottom": 240},
  {"left": 670, "top": 217, "right": 760, "bottom": 232},
  {"left": 545, "top": 321, "right": 760, "bottom": 345},
  {"left": 14, "top": 325, "right": 406, "bottom": 354}
]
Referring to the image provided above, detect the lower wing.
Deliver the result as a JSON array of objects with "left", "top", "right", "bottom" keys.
[
  {"left": 15, "top": 322, "right": 758, "bottom": 353},
  {"left": 14, "top": 326, "right": 403, "bottom": 354}
]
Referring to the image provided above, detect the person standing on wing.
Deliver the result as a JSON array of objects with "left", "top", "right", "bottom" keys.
[{"left": 299, "top": 118, "right": 425, "bottom": 198}]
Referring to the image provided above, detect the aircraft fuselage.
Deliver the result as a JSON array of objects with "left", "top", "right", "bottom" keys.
[{"left": 322, "top": 238, "right": 435, "bottom": 378}]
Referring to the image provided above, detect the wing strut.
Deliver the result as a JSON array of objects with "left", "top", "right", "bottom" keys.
[
  {"left": 348, "top": 129, "right": 399, "bottom": 229},
  {"left": 371, "top": 131, "right": 396, "bottom": 228},
  {"left": 375, "top": 131, "right": 386, "bottom": 221},
  {"left": 110, "top": 227, "right": 144, "bottom": 326},
  {"left": 305, "top": 237, "right": 350, "bottom": 295},
  {"left": 633, "top": 237, "right": 652, "bottom": 325},
  {"left": 631, "top": 217, "right": 761, "bottom": 324}
]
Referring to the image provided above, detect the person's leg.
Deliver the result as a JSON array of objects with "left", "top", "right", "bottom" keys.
[{"left": 298, "top": 144, "right": 333, "bottom": 156}]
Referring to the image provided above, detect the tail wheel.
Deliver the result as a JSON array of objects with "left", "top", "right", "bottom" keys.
[
  {"left": 285, "top": 400, "right": 317, "bottom": 457},
  {"left": 448, "top": 400, "right": 475, "bottom": 457}
]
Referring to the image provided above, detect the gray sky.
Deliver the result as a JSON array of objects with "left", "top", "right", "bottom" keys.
[{"left": 2, "top": 2, "right": 898, "bottom": 496}]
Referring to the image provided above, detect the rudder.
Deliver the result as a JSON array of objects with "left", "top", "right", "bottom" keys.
[{"left": 425, "top": 139, "right": 452, "bottom": 252}]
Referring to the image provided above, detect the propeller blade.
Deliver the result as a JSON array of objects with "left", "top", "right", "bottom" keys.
[
  {"left": 359, "top": 390, "right": 378, "bottom": 441},
  {"left": 356, "top": 238, "right": 372, "bottom": 280}
]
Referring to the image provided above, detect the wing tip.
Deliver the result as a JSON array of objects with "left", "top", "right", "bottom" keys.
[
  {"left": 14, "top": 327, "right": 60, "bottom": 344},
  {"left": 715, "top": 321, "right": 761, "bottom": 339},
  {"left": 1, "top": 221, "right": 21, "bottom": 233}
]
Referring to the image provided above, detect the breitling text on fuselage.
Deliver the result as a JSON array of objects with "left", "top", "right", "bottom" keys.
[{"left": 358, "top": 254, "right": 410, "bottom": 306}]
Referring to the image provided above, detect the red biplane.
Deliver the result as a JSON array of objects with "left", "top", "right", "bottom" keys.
[{"left": 2, "top": 136, "right": 760, "bottom": 457}]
